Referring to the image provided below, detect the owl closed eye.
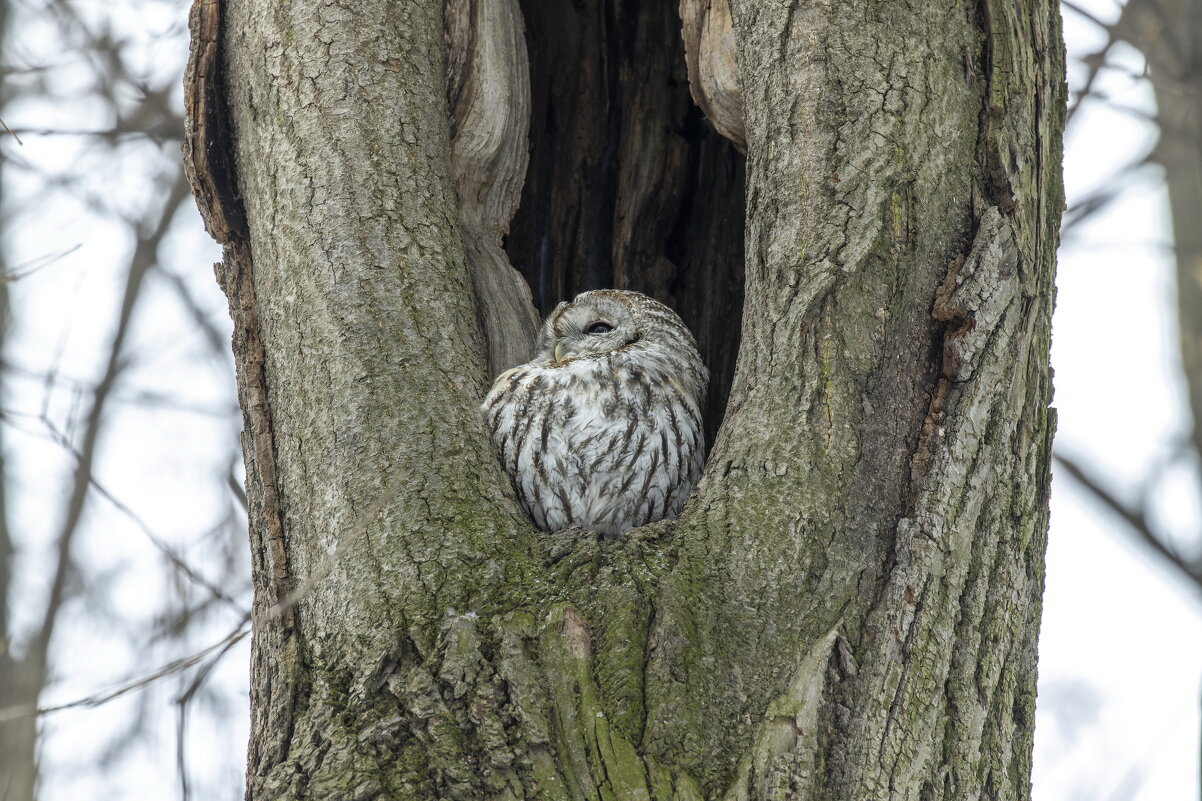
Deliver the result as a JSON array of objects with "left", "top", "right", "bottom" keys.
[{"left": 481, "top": 289, "right": 708, "bottom": 537}]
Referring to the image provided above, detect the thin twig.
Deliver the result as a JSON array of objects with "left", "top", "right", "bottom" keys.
[
  {"left": 39, "top": 414, "right": 247, "bottom": 614},
  {"left": 174, "top": 628, "right": 244, "bottom": 801},
  {"left": 27, "top": 172, "right": 192, "bottom": 687},
  {"left": 1061, "top": 0, "right": 1114, "bottom": 30},
  {"left": 0, "top": 459, "right": 407, "bottom": 723},
  {"left": 0, "top": 115, "right": 23, "bottom": 145},
  {"left": 0, "top": 243, "right": 81, "bottom": 281}
]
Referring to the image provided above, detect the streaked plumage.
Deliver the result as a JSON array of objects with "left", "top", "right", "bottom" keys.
[{"left": 482, "top": 289, "right": 708, "bottom": 537}]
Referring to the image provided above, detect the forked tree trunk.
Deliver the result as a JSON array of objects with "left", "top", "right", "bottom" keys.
[{"left": 184, "top": 0, "right": 1063, "bottom": 798}]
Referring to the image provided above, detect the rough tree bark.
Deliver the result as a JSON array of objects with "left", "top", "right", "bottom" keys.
[{"left": 184, "top": 0, "right": 1063, "bottom": 798}]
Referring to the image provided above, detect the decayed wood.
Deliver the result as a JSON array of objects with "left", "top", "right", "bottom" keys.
[
  {"left": 214, "top": 241, "right": 305, "bottom": 781},
  {"left": 445, "top": 0, "right": 539, "bottom": 375},
  {"left": 182, "top": 0, "right": 246, "bottom": 245},
  {"left": 679, "top": 0, "right": 745, "bottom": 151}
]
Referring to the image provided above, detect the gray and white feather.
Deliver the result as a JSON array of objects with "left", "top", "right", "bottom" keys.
[{"left": 482, "top": 289, "right": 708, "bottom": 537}]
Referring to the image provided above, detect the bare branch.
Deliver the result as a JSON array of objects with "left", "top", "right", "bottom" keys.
[
  {"left": 27, "top": 171, "right": 193, "bottom": 682},
  {"left": 1061, "top": 0, "right": 1113, "bottom": 31},
  {"left": 0, "top": 115, "right": 23, "bottom": 145},
  {"left": 157, "top": 263, "right": 235, "bottom": 365},
  {"left": 1061, "top": 158, "right": 1158, "bottom": 233},
  {"left": 1055, "top": 452, "right": 1202, "bottom": 593},
  {"left": 174, "top": 627, "right": 245, "bottom": 801}
]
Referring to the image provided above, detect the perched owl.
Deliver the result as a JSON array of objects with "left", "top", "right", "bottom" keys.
[{"left": 482, "top": 289, "right": 708, "bottom": 537}]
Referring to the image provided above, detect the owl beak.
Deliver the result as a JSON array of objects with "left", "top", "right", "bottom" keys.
[{"left": 554, "top": 343, "right": 566, "bottom": 365}]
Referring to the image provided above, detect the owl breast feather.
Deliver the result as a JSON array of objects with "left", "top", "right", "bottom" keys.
[{"left": 482, "top": 352, "right": 704, "bottom": 537}]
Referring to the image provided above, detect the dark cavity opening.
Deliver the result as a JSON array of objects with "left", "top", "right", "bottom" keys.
[{"left": 504, "top": 0, "right": 746, "bottom": 447}]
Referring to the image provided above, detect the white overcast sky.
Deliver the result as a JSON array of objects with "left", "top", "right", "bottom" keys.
[
  {"left": 3, "top": 1, "right": 1200, "bottom": 799},
  {"left": 1039, "top": 3, "right": 1202, "bottom": 800}
]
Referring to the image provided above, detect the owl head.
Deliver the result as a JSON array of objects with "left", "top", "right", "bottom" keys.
[{"left": 532, "top": 290, "right": 708, "bottom": 400}]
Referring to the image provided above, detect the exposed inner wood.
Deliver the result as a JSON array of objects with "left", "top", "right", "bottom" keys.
[
  {"left": 445, "top": 0, "right": 540, "bottom": 376},
  {"left": 679, "top": 0, "right": 746, "bottom": 151}
]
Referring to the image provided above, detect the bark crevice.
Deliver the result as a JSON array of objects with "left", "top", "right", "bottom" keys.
[{"left": 184, "top": 0, "right": 307, "bottom": 779}]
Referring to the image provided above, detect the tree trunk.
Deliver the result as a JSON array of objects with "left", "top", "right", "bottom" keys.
[{"left": 184, "top": 0, "right": 1063, "bottom": 797}]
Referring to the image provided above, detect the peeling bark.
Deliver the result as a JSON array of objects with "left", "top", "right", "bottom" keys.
[
  {"left": 185, "top": 0, "right": 1064, "bottom": 798},
  {"left": 184, "top": 0, "right": 301, "bottom": 778}
]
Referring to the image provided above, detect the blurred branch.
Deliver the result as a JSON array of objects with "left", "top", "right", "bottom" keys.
[
  {"left": 1055, "top": 452, "right": 1202, "bottom": 593},
  {"left": 1061, "top": 0, "right": 1111, "bottom": 29},
  {"left": 0, "top": 114, "right": 21, "bottom": 144},
  {"left": 2, "top": 126, "right": 181, "bottom": 143},
  {"left": 27, "top": 170, "right": 192, "bottom": 685},
  {"left": 158, "top": 263, "right": 235, "bottom": 364},
  {"left": 1, "top": 243, "right": 81, "bottom": 281},
  {"left": 174, "top": 625, "right": 245, "bottom": 801},
  {"left": 0, "top": 0, "right": 34, "bottom": 794},
  {"left": 1132, "top": 0, "right": 1202, "bottom": 507},
  {"left": 1062, "top": 1, "right": 1118, "bottom": 124},
  {"left": 0, "top": 448, "right": 404, "bottom": 723},
  {"left": 228, "top": 460, "right": 248, "bottom": 511},
  {"left": 1061, "top": 158, "right": 1158, "bottom": 233},
  {"left": 0, "top": 623, "right": 249, "bottom": 723},
  {"left": 40, "top": 413, "right": 247, "bottom": 614}
]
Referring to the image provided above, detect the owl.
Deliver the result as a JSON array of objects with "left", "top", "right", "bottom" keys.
[{"left": 482, "top": 289, "right": 708, "bottom": 537}]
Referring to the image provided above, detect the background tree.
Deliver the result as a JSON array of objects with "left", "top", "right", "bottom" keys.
[
  {"left": 1044, "top": 2, "right": 1202, "bottom": 793},
  {"left": 0, "top": 1, "right": 248, "bottom": 798},
  {"left": 1056, "top": 0, "right": 1202, "bottom": 600},
  {"left": 184, "top": 0, "right": 1063, "bottom": 797}
]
